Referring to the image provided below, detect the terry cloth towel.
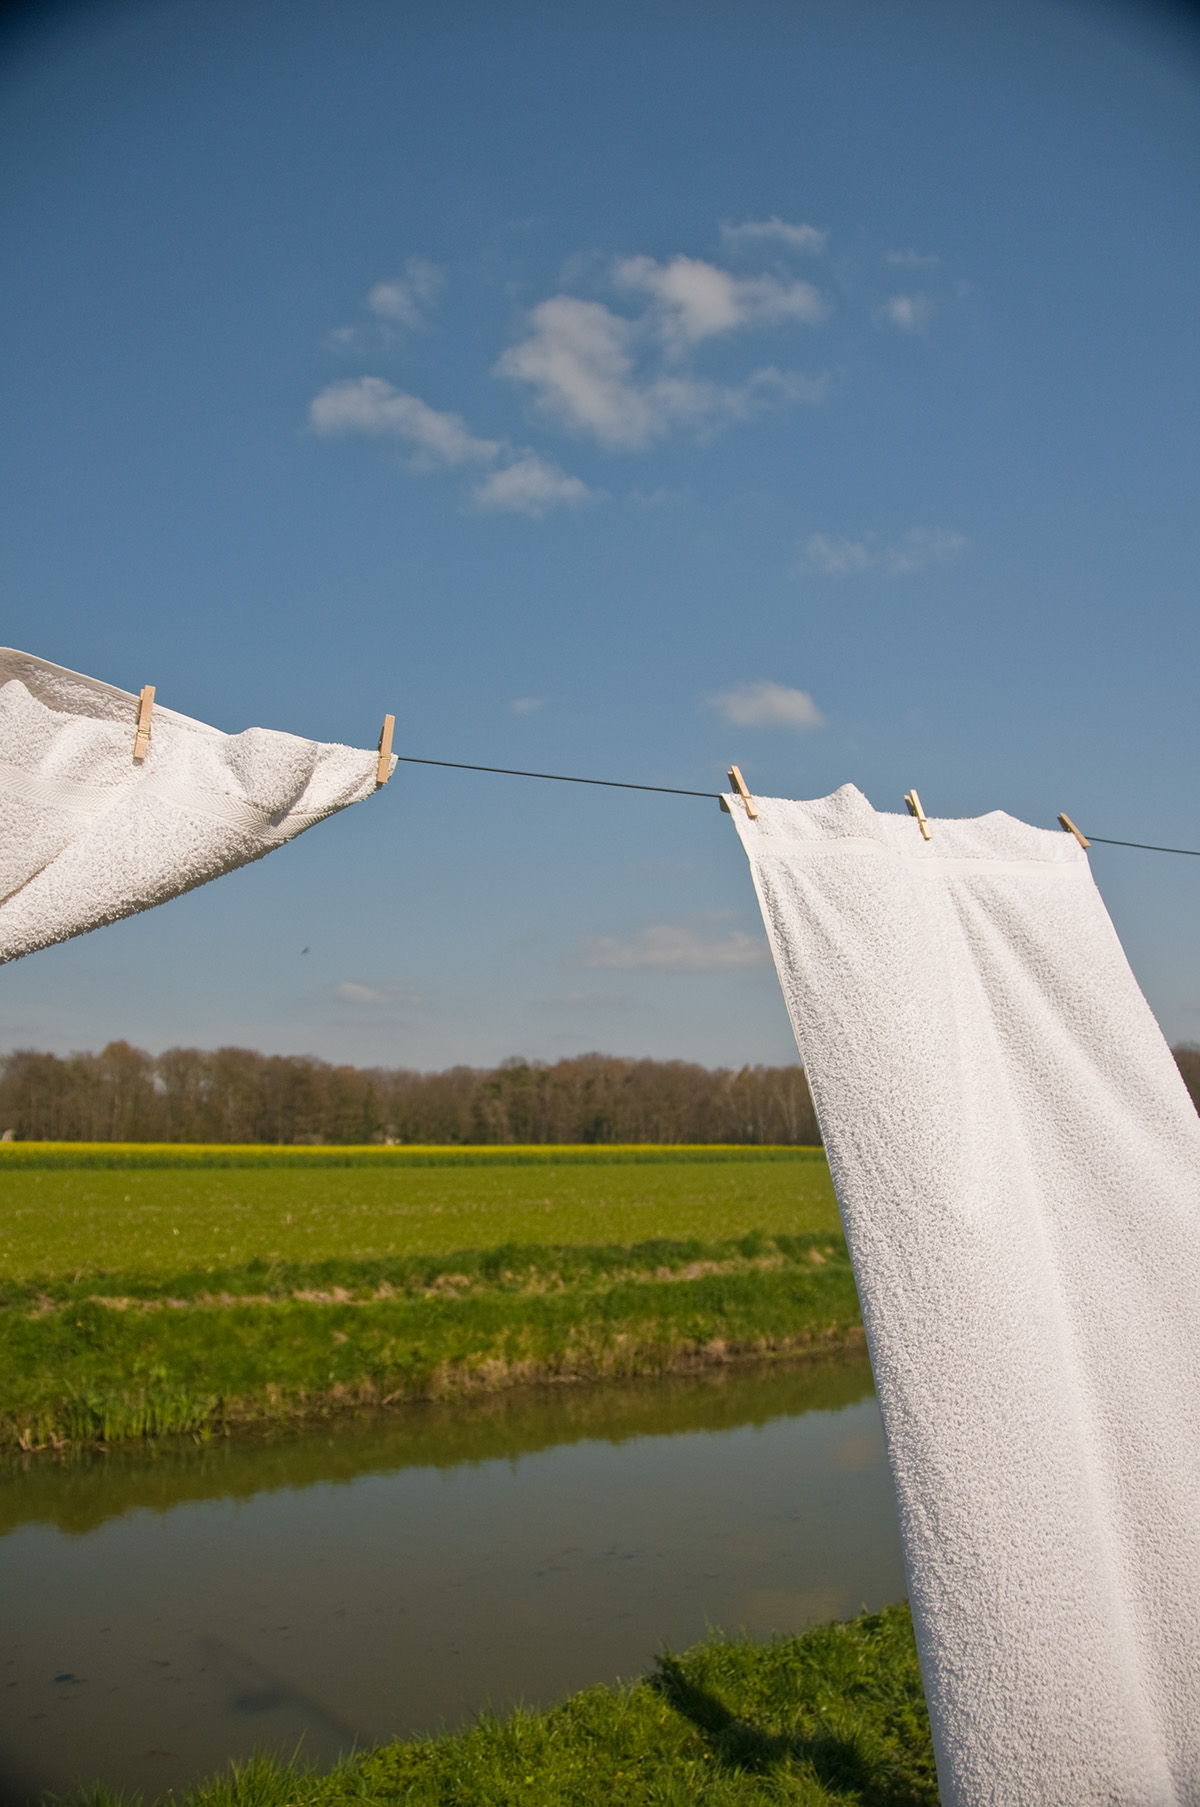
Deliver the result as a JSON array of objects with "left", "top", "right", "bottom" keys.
[
  {"left": 0, "top": 648, "right": 396, "bottom": 964},
  {"left": 726, "top": 782, "right": 1200, "bottom": 1807}
]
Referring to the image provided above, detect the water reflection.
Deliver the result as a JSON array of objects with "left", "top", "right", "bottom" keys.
[{"left": 0, "top": 1356, "right": 905, "bottom": 1803}]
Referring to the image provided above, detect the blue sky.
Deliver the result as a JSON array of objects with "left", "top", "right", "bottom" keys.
[{"left": 1, "top": 0, "right": 1198, "bottom": 1069}]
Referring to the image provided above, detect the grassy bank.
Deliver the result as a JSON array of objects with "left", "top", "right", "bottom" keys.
[
  {"left": 0, "top": 1147, "right": 856, "bottom": 1449},
  {"left": 0, "top": 1354, "right": 878, "bottom": 1537},
  {"left": 0, "top": 1146, "right": 837, "bottom": 1275},
  {"left": 74, "top": 1604, "right": 934, "bottom": 1807},
  {"left": 0, "top": 1230, "right": 862, "bottom": 1448}
]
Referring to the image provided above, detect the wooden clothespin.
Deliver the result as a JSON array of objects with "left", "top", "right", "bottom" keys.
[
  {"left": 132, "top": 686, "right": 155, "bottom": 762},
  {"left": 904, "top": 789, "right": 931, "bottom": 841},
  {"left": 375, "top": 714, "right": 395, "bottom": 787},
  {"left": 1058, "top": 812, "right": 1090, "bottom": 849},
  {"left": 726, "top": 765, "right": 758, "bottom": 820}
]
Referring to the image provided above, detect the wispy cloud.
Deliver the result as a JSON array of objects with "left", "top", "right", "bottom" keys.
[
  {"left": 333, "top": 981, "right": 423, "bottom": 1007},
  {"left": 797, "top": 527, "right": 967, "bottom": 577},
  {"left": 329, "top": 260, "right": 444, "bottom": 349},
  {"left": 309, "top": 377, "right": 594, "bottom": 515},
  {"left": 614, "top": 253, "right": 826, "bottom": 352},
  {"left": 473, "top": 453, "right": 593, "bottom": 517},
  {"left": 722, "top": 218, "right": 829, "bottom": 255},
  {"left": 581, "top": 923, "right": 769, "bottom": 972},
  {"left": 366, "top": 257, "right": 443, "bottom": 328},
  {"left": 495, "top": 295, "right": 825, "bottom": 450},
  {"left": 709, "top": 680, "right": 824, "bottom": 731},
  {"left": 511, "top": 696, "right": 545, "bottom": 714},
  {"left": 310, "top": 378, "right": 500, "bottom": 466},
  {"left": 877, "top": 293, "right": 931, "bottom": 332}
]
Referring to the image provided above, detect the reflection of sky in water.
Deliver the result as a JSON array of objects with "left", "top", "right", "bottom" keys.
[{"left": 0, "top": 1360, "right": 904, "bottom": 1802}]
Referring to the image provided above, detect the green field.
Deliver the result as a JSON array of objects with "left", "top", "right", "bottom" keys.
[
  {"left": 78, "top": 1604, "right": 933, "bottom": 1807},
  {"left": 0, "top": 1146, "right": 838, "bottom": 1279},
  {"left": 0, "top": 1147, "right": 857, "bottom": 1449}
]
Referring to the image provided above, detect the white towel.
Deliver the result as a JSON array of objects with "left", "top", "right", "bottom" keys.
[
  {"left": 0, "top": 648, "right": 394, "bottom": 964},
  {"left": 727, "top": 782, "right": 1200, "bottom": 1805}
]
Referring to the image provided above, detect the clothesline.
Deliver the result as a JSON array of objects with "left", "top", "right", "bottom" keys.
[
  {"left": 1084, "top": 836, "right": 1200, "bottom": 857},
  {"left": 391, "top": 754, "right": 718, "bottom": 799},
  {"left": 390, "top": 754, "right": 1200, "bottom": 858}
]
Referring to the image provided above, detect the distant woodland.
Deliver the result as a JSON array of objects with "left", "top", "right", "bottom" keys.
[
  {"left": 2, "top": 1042, "right": 1195, "bottom": 1147},
  {"left": 0, "top": 1044, "right": 822, "bottom": 1145}
]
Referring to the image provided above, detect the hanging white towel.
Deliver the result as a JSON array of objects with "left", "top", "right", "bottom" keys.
[
  {"left": 0, "top": 648, "right": 395, "bottom": 964},
  {"left": 727, "top": 782, "right": 1200, "bottom": 1806}
]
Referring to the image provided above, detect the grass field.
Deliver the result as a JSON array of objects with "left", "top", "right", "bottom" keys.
[
  {"left": 0, "top": 1147, "right": 857, "bottom": 1449},
  {"left": 0, "top": 1147, "right": 838, "bottom": 1278},
  {"left": 77, "top": 1604, "right": 934, "bottom": 1807}
]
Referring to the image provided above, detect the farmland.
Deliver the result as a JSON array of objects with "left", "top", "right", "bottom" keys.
[{"left": 0, "top": 1143, "right": 838, "bottom": 1273}]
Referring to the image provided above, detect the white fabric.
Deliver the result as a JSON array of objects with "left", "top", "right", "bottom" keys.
[
  {"left": 0, "top": 649, "right": 394, "bottom": 963},
  {"left": 728, "top": 782, "right": 1200, "bottom": 1806}
]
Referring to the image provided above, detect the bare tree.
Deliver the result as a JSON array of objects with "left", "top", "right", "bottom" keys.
[{"left": 0, "top": 1044, "right": 821, "bottom": 1144}]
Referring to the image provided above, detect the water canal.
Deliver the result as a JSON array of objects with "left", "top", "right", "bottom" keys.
[{"left": 0, "top": 1356, "right": 905, "bottom": 1803}]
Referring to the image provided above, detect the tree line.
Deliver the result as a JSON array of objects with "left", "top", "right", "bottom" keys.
[
  {"left": 0, "top": 1043, "right": 823, "bottom": 1145},
  {"left": 3, "top": 1041, "right": 1195, "bottom": 1148}
]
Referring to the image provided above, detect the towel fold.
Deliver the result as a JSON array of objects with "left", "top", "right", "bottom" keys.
[
  {"left": 0, "top": 648, "right": 394, "bottom": 963},
  {"left": 728, "top": 781, "right": 1200, "bottom": 1806}
]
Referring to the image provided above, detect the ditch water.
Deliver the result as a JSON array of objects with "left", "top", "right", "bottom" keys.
[{"left": 0, "top": 1356, "right": 905, "bottom": 1804}]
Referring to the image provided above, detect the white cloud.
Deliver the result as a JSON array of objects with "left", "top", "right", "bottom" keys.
[
  {"left": 310, "top": 377, "right": 595, "bottom": 514},
  {"left": 309, "top": 378, "right": 500, "bottom": 466},
  {"left": 495, "top": 295, "right": 824, "bottom": 449},
  {"left": 511, "top": 696, "right": 545, "bottom": 714},
  {"left": 495, "top": 297, "right": 650, "bottom": 446},
  {"left": 317, "top": 227, "right": 835, "bottom": 497},
  {"left": 709, "top": 680, "right": 825, "bottom": 731},
  {"left": 722, "top": 218, "right": 829, "bottom": 255},
  {"left": 366, "top": 257, "right": 443, "bottom": 328},
  {"left": 614, "top": 254, "right": 826, "bottom": 351},
  {"left": 473, "top": 453, "right": 593, "bottom": 516},
  {"left": 798, "top": 527, "right": 967, "bottom": 577},
  {"left": 882, "top": 527, "right": 968, "bottom": 573},
  {"left": 581, "top": 923, "right": 770, "bottom": 972},
  {"left": 798, "top": 534, "right": 876, "bottom": 576},
  {"left": 333, "top": 982, "right": 423, "bottom": 1007},
  {"left": 878, "top": 293, "right": 931, "bottom": 332}
]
